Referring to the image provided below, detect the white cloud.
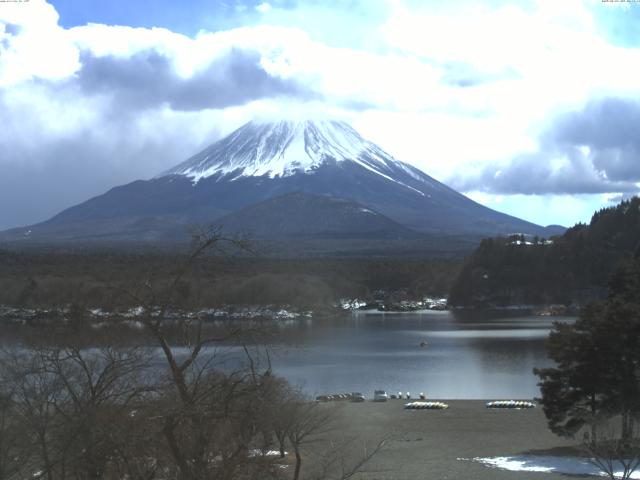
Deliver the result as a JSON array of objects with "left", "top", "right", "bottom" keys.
[
  {"left": 0, "top": 0, "right": 79, "bottom": 86},
  {"left": 255, "top": 2, "right": 272, "bottom": 14},
  {"left": 1, "top": 0, "right": 640, "bottom": 229}
]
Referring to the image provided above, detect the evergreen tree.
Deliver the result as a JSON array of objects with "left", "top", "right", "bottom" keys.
[
  {"left": 534, "top": 302, "right": 611, "bottom": 439},
  {"left": 450, "top": 196, "right": 640, "bottom": 307},
  {"left": 535, "top": 254, "right": 640, "bottom": 443}
]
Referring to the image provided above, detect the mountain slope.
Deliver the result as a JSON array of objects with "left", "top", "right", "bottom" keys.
[
  {"left": 0, "top": 119, "right": 559, "bottom": 250},
  {"left": 215, "top": 191, "right": 420, "bottom": 239}
]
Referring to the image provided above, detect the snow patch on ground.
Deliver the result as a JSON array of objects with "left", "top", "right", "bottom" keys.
[
  {"left": 464, "top": 455, "right": 640, "bottom": 478},
  {"left": 248, "top": 449, "right": 285, "bottom": 458}
]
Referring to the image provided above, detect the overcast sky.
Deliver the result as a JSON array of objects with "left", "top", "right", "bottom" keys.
[{"left": 1, "top": 0, "right": 640, "bottom": 230}]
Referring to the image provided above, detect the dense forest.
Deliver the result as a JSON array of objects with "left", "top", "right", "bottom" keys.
[
  {"left": 449, "top": 197, "right": 640, "bottom": 307},
  {"left": 0, "top": 247, "right": 460, "bottom": 311}
]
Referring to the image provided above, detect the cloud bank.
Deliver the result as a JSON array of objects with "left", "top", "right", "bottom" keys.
[
  {"left": 450, "top": 97, "right": 640, "bottom": 196},
  {"left": 1, "top": 0, "right": 640, "bottom": 229}
]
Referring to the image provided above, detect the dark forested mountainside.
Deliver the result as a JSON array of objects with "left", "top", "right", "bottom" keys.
[{"left": 449, "top": 197, "right": 640, "bottom": 307}]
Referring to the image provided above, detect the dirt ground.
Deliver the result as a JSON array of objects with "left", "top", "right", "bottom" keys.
[{"left": 316, "top": 399, "right": 583, "bottom": 480}]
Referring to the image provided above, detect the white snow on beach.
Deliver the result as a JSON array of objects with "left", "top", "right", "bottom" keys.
[{"left": 463, "top": 455, "right": 640, "bottom": 478}]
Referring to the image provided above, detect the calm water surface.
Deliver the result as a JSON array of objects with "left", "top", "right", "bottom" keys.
[
  {"left": 268, "top": 310, "right": 572, "bottom": 400},
  {"left": 0, "top": 310, "right": 571, "bottom": 400}
]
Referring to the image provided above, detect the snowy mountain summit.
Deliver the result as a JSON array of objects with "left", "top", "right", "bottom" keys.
[
  {"left": 162, "top": 120, "right": 424, "bottom": 192},
  {"left": 1, "top": 117, "right": 559, "bottom": 248}
]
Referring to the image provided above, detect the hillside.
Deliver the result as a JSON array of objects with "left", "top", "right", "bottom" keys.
[
  {"left": 449, "top": 197, "right": 640, "bottom": 307},
  {"left": 215, "top": 191, "right": 420, "bottom": 239}
]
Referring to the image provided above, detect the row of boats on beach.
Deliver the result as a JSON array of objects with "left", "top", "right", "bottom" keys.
[
  {"left": 485, "top": 400, "right": 536, "bottom": 409},
  {"left": 404, "top": 401, "right": 449, "bottom": 410},
  {"left": 316, "top": 391, "right": 536, "bottom": 409},
  {"left": 404, "top": 400, "right": 536, "bottom": 410}
]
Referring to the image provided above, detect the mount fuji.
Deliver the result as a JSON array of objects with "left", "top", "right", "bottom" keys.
[{"left": 0, "top": 119, "right": 562, "bottom": 252}]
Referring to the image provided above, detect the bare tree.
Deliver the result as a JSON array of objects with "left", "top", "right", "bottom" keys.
[
  {"left": 584, "top": 416, "right": 640, "bottom": 480},
  {"left": 0, "top": 382, "right": 32, "bottom": 480},
  {"left": 2, "top": 348, "right": 64, "bottom": 480},
  {"left": 47, "top": 345, "right": 152, "bottom": 479},
  {"left": 1, "top": 342, "right": 152, "bottom": 480},
  {"left": 111, "top": 229, "right": 283, "bottom": 480},
  {"left": 311, "top": 437, "right": 388, "bottom": 480},
  {"left": 259, "top": 380, "right": 389, "bottom": 480},
  {"left": 286, "top": 399, "right": 337, "bottom": 480},
  {"left": 259, "top": 375, "right": 296, "bottom": 459}
]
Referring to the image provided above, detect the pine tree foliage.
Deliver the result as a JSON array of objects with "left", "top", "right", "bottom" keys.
[
  {"left": 450, "top": 197, "right": 640, "bottom": 307},
  {"left": 534, "top": 253, "right": 640, "bottom": 443}
]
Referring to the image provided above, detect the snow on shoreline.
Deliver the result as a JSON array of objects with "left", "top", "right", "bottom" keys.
[
  {"left": 0, "top": 305, "right": 313, "bottom": 325},
  {"left": 338, "top": 297, "right": 448, "bottom": 311},
  {"left": 462, "top": 455, "right": 640, "bottom": 478}
]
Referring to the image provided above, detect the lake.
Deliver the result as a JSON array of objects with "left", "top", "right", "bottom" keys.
[
  {"left": 0, "top": 308, "right": 571, "bottom": 400},
  {"left": 267, "top": 310, "right": 571, "bottom": 400}
]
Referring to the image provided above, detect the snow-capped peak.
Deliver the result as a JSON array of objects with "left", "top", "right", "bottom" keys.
[{"left": 160, "top": 120, "right": 427, "bottom": 194}]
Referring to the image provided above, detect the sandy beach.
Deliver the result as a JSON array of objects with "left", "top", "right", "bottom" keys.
[{"left": 321, "top": 399, "right": 583, "bottom": 480}]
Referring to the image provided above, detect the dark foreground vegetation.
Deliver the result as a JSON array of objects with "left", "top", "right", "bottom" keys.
[
  {"left": 0, "top": 330, "right": 385, "bottom": 480},
  {"left": 0, "top": 233, "right": 386, "bottom": 480},
  {"left": 450, "top": 197, "right": 640, "bottom": 307},
  {"left": 534, "top": 252, "right": 640, "bottom": 480},
  {"left": 0, "top": 245, "right": 460, "bottom": 312}
]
